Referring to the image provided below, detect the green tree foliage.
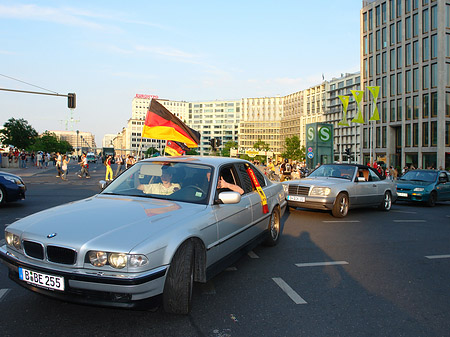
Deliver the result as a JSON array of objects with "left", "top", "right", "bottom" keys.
[
  {"left": 281, "top": 136, "right": 306, "bottom": 162},
  {"left": 0, "top": 118, "right": 38, "bottom": 150},
  {"left": 145, "top": 147, "right": 159, "bottom": 157},
  {"left": 253, "top": 139, "right": 270, "bottom": 151},
  {"left": 31, "top": 131, "right": 73, "bottom": 153},
  {"left": 221, "top": 141, "right": 238, "bottom": 157},
  {"left": 186, "top": 149, "right": 199, "bottom": 155}
]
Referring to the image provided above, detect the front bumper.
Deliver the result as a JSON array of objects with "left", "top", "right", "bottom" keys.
[
  {"left": 0, "top": 245, "right": 167, "bottom": 309},
  {"left": 286, "top": 195, "right": 335, "bottom": 211},
  {"left": 396, "top": 192, "right": 427, "bottom": 202},
  {"left": 6, "top": 185, "right": 26, "bottom": 202}
]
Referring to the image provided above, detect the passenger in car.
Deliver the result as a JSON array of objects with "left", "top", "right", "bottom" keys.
[{"left": 137, "top": 167, "right": 181, "bottom": 195}]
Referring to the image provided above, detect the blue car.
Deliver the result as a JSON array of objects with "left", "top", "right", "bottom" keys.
[
  {"left": 0, "top": 172, "right": 26, "bottom": 205},
  {"left": 396, "top": 170, "right": 450, "bottom": 207}
]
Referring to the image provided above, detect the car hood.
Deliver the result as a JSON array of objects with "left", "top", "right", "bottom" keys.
[
  {"left": 0, "top": 171, "right": 23, "bottom": 180},
  {"left": 286, "top": 177, "right": 351, "bottom": 187},
  {"left": 396, "top": 180, "right": 433, "bottom": 188},
  {"left": 7, "top": 195, "right": 207, "bottom": 252}
]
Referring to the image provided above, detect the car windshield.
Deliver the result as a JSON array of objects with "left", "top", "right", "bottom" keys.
[
  {"left": 101, "top": 161, "right": 213, "bottom": 205},
  {"left": 308, "top": 165, "right": 355, "bottom": 180},
  {"left": 399, "top": 170, "right": 437, "bottom": 182}
]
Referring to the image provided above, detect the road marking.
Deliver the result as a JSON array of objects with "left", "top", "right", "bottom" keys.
[
  {"left": 425, "top": 255, "right": 450, "bottom": 259},
  {"left": 0, "top": 289, "right": 10, "bottom": 302},
  {"left": 295, "top": 261, "right": 349, "bottom": 268},
  {"left": 392, "top": 210, "right": 417, "bottom": 214},
  {"left": 323, "top": 220, "right": 360, "bottom": 223},
  {"left": 247, "top": 251, "right": 259, "bottom": 259},
  {"left": 272, "top": 278, "right": 307, "bottom": 304},
  {"left": 393, "top": 220, "right": 426, "bottom": 223}
]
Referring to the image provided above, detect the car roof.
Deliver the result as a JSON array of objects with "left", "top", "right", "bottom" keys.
[
  {"left": 321, "top": 163, "right": 371, "bottom": 170},
  {"left": 140, "top": 156, "right": 250, "bottom": 166}
]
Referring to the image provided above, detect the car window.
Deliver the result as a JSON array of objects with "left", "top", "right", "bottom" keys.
[
  {"left": 439, "top": 172, "right": 448, "bottom": 182},
  {"left": 218, "top": 164, "right": 246, "bottom": 193},
  {"left": 369, "top": 168, "right": 381, "bottom": 181},
  {"left": 235, "top": 163, "right": 254, "bottom": 194}
]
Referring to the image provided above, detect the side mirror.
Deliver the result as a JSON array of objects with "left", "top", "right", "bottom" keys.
[{"left": 217, "top": 191, "right": 241, "bottom": 204}]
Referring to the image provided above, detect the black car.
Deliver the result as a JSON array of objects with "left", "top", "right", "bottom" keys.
[{"left": 0, "top": 172, "right": 26, "bottom": 205}]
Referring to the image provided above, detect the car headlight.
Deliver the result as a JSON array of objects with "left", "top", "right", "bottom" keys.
[
  {"left": 310, "top": 187, "right": 331, "bottom": 196},
  {"left": 4, "top": 176, "right": 23, "bottom": 185},
  {"left": 108, "top": 253, "right": 127, "bottom": 269},
  {"left": 413, "top": 187, "right": 424, "bottom": 192},
  {"left": 5, "top": 231, "right": 21, "bottom": 250},
  {"left": 129, "top": 254, "right": 149, "bottom": 268},
  {"left": 88, "top": 251, "right": 108, "bottom": 267},
  {"left": 283, "top": 184, "right": 289, "bottom": 194}
]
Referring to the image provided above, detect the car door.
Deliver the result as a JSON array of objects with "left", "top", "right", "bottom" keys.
[
  {"left": 212, "top": 164, "right": 254, "bottom": 258},
  {"left": 437, "top": 172, "right": 450, "bottom": 200},
  {"left": 352, "top": 168, "right": 380, "bottom": 206}
]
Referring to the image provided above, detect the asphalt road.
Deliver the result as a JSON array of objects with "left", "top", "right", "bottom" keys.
[{"left": 1, "top": 164, "right": 450, "bottom": 337}]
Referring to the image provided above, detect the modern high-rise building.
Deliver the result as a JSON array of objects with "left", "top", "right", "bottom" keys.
[
  {"left": 325, "top": 72, "right": 362, "bottom": 163},
  {"left": 361, "top": 0, "right": 450, "bottom": 169},
  {"left": 49, "top": 130, "right": 96, "bottom": 153}
]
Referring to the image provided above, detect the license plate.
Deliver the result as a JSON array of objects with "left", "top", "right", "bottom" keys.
[
  {"left": 397, "top": 192, "right": 408, "bottom": 197},
  {"left": 288, "top": 195, "right": 306, "bottom": 202},
  {"left": 19, "top": 267, "right": 65, "bottom": 291}
]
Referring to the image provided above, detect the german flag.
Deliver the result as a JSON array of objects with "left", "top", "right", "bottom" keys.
[
  {"left": 165, "top": 140, "right": 187, "bottom": 156},
  {"left": 142, "top": 99, "right": 200, "bottom": 148}
]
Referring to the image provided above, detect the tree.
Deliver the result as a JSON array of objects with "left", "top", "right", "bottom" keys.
[
  {"left": 221, "top": 141, "right": 238, "bottom": 157},
  {"left": 145, "top": 147, "right": 159, "bottom": 157},
  {"left": 281, "top": 136, "right": 306, "bottom": 162},
  {"left": 186, "top": 149, "right": 199, "bottom": 155},
  {"left": 0, "top": 118, "right": 38, "bottom": 150},
  {"left": 30, "top": 131, "right": 73, "bottom": 153},
  {"left": 253, "top": 139, "right": 270, "bottom": 151}
]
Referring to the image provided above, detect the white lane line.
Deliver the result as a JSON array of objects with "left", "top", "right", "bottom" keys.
[
  {"left": 393, "top": 220, "right": 426, "bottom": 223},
  {"left": 295, "top": 261, "right": 349, "bottom": 268},
  {"left": 0, "top": 289, "right": 10, "bottom": 302},
  {"left": 247, "top": 251, "right": 259, "bottom": 259},
  {"left": 392, "top": 210, "right": 417, "bottom": 214},
  {"left": 323, "top": 220, "right": 360, "bottom": 223},
  {"left": 425, "top": 255, "right": 450, "bottom": 259},
  {"left": 272, "top": 278, "right": 307, "bottom": 304}
]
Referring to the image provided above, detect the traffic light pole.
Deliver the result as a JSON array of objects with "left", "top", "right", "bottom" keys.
[{"left": 0, "top": 88, "right": 76, "bottom": 108}]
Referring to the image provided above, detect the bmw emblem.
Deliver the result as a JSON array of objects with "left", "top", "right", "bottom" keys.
[{"left": 47, "top": 233, "right": 57, "bottom": 239}]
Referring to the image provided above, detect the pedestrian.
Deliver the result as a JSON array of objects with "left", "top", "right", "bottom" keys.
[
  {"left": 78, "top": 153, "right": 90, "bottom": 179},
  {"left": 20, "top": 151, "right": 26, "bottom": 168},
  {"left": 36, "top": 152, "right": 42, "bottom": 169},
  {"left": 115, "top": 154, "right": 124, "bottom": 177},
  {"left": 126, "top": 155, "right": 135, "bottom": 169},
  {"left": 61, "top": 155, "right": 70, "bottom": 180},
  {"left": 55, "top": 152, "right": 63, "bottom": 178},
  {"left": 105, "top": 155, "right": 113, "bottom": 181}
]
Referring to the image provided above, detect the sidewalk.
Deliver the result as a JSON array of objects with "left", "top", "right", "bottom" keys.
[{"left": 1, "top": 165, "right": 51, "bottom": 177}]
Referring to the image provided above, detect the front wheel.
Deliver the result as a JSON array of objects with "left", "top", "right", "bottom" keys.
[
  {"left": 0, "top": 186, "right": 6, "bottom": 205},
  {"left": 379, "top": 191, "right": 392, "bottom": 211},
  {"left": 426, "top": 191, "right": 437, "bottom": 207},
  {"left": 163, "top": 241, "right": 195, "bottom": 314},
  {"left": 264, "top": 208, "right": 281, "bottom": 246},
  {"left": 332, "top": 193, "right": 349, "bottom": 218}
]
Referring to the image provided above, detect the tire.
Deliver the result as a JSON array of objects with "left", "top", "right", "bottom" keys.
[
  {"left": 379, "top": 191, "right": 392, "bottom": 211},
  {"left": 0, "top": 186, "right": 6, "bottom": 205},
  {"left": 332, "top": 193, "right": 349, "bottom": 218},
  {"left": 264, "top": 208, "right": 281, "bottom": 246},
  {"left": 163, "top": 241, "right": 195, "bottom": 314},
  {"left": 426, "top": 191, "right": 437, "bottom": 207}
]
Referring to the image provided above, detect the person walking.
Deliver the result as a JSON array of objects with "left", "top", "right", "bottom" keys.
[
  {"left": 115, "top": 154, "right": 124, "bottom": 177},
  {"left": 78, "top": 153, "right": 90, "bottom": 179},
  {"left": 105, "top": 155, "right": 113, "bottom": 181},
  {"left": 55, "top": 152, "right": 63, "bottom": 178},
  {"left": 36, "top": 152, "right": 42, "bottom": 169},
  {"left": 61, "top": 155, "right": 70, "bottom": 180}
]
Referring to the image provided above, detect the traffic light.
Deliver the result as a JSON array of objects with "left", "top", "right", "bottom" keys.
[
  {"left": 345, "top": 148, "right": 351, "bottom": 156},
  {"left": 216, "top": 139, "right": 222, "bottom": 147},
  {"left": 68, "top": 93, "right": 76, "bottom": 109},
  {"left": 209, "top": 138, "right": 216, "bottom": 150}
]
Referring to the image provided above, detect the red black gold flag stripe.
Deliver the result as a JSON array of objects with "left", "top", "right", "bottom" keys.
[
  {"left": 246, "top": 164, "right": 269, "bottom": 214},
  {"left": 142, "top": 99, "right": 200, "bottom": 148},
  {"left": 165, "top": 140, "right": 187, "bottom": 156}
]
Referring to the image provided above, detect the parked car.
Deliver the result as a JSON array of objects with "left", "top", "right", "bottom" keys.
[
  {"left": 283, "top": 164, "right": 397, "bottom": 217},
  {"left": 0, "top": 157, "right": 286, "bottom": 314},
  {"left": 86, "top": 153, "right": 97, "bottom": 163},
  {"left": 396, "top": 169, "right": 450, "bottom": 206},
  {"left": 0, "top": 171, "right": 26, "bottom": 205}
]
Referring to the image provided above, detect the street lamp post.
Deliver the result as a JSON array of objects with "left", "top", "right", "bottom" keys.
[{"left": 76, "top": 130, "right": 79, "bottom": 158}]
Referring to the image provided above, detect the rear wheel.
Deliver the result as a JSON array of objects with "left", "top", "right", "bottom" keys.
[
  {"left": 264, "top": 208, "right": 281, "bottom": 246},
  {"left": 379, "top": 191, "right": 392, "bottom": 211},
  {"left": 163, "top": 241, "right": 195, "bottom": 314},
  {"left": 332, "top": 193, "right": 349, "bottom": 218},
  {"left": 427, "top": 191, "right": 437, "bottom": 207}
]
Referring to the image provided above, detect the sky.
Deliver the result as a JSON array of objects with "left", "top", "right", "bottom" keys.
[{"left": 0, "top": 0, "right": 362, "bottom": 146}]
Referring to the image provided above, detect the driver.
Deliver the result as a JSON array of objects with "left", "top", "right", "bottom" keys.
[{"left": 137, "top": 167, "right": 180, "bottom": 195}]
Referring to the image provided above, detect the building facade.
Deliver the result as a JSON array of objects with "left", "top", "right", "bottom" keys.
[
  {"left": 361, "top": 0, "right": 450, "bottom": 169},
  {"left": 49, "top": 130, "right": 96, "bottom": 153}
]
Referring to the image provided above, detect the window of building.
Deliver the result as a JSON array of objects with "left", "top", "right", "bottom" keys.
[
  {"left": 413, "top": 0, "right": 419, "bottom": 10},
  {"left": 405, "top": 43, "right": 411, "bottom": 66},
  {"left": 413, "top": 68, "right": 419, "bottom": 91},
  {"left": 406, "top": 97, "right": 412, "bottom": 119},
  {"left": 382, "top": 51, "right": 387, "bottom": 72},
  {"left": 376, "top": 5, "right": 381, "bottom": 27},
  {"left": 382, "top": 76, "right": 387, "bottom": 97},
  {"left": 431, "top": 5, "right": 437, "bottom": 30},
  {"left": 397, "top": 21, "right": 402, "bottom": 43},
  {"left": 382, "top": 27, "right": 387, "bottom": 48},
  {"left": 423, "top": 65, "right": 430, "bottom": 90},
  {"left": 363, "top": 128, "right": 369, "bottom": 149},
  {"left": 390, "top": 100, "right": 396, "bottom": 121},
  {"left": 376, "top": 54, "right": 381, "bottom": 75},
  {"left": 406, "top": 0, "right": 411, "bottom": 13},
  {"left": 390, "top": 0, "right": 395, "bottom": 20},
  {"left": 413, "top": 95, "right": 420, "bottom": 119},
  {"left": 405, "top": 16, "right": 411, "bottom": 39},
  {"left": 390, "top": 23, "right": 395, "bottom": 45},
  {"left": 397, "top": 46, "right": 402, "bottom": 68},
  {"left": 397, "top": 73, "right": 403, "bottom": 94},
  {"left": 390, "top": 49, "right": 396, "bottom": 70},
  {"left": 431, "top": 92, "right": 438, "bottom": 117},
  {"left": 447, "top": 4, "right": 450, "bottom": 28},
  {"left": 364, "top": 36, "right": 368, "bottom": 55},
  {"left": 397, "top": 99, "right": 403, "bottom": 121},
  {"left": 382, "top": 126, "right": 387, "bottom": 147},
  {"left": 446, "top": 122, "right": 450, "bottom": 146},
  {"left": 423, "top": 37, "right": 429, "bottom": 61},
  {"left": 396, "top": 0, "right": 402, "bottom": 17},
  {"left": 376, "top": 127, "right": 381, "bottom": 148},
  {"left": 431, "top": 121, "right": 437, "bottom": 146},
  {"left": 382, "top": 101, "right": 387, "bottom": 122},
  {"left": 405, "top": 124, "right": 412, "bottom": 146},
  {"left": 423, "top": 93, "right": 430, "bottom": 117},
  {"left": 447, "top": 92, "right": 450, "bottom": 116},
  {"left": 431, "top": 34, "right": 437, "bottom": 59},
  {"left": 390, "top": 74, "right": 396, "bottom": 96},
  {"left": 413, "top": 123, "right": 419, "bottom": 147},
  {"left": 369, "top": 57, "right": 373, "bottom": 76},
  {"left": 423, "top": 8, "right": 429, "bottom": 33},
  {"left": 369, "top": 33, "right": 373, "bottom": 53},
  {"left": 431, "top": 63, "right": 437, "bottom": 88},
  {"left": 382, "top": 2, "right": 387, "bottom": 23},
  {"left": 423, "top": 121, "right": 429, "bottom": 146},
  {"left": 413, "top": 40, "right": 419, "bottom": 64},
  {"left": 369, "top": 9, "right": 373, "bottom": 30}
]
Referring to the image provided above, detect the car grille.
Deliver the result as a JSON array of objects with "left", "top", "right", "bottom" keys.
[
  {"left": 23, "top": 240, "right": 77, "bottom": 265},
  {"left": 288, "top": 185, "right": 310, "bottom": 196},
  {"left": 23, "top": 241, "right": 44, "bottom": 260},
  {"left": 397, "top": 187, "right": 411, "bottom": 192}
]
